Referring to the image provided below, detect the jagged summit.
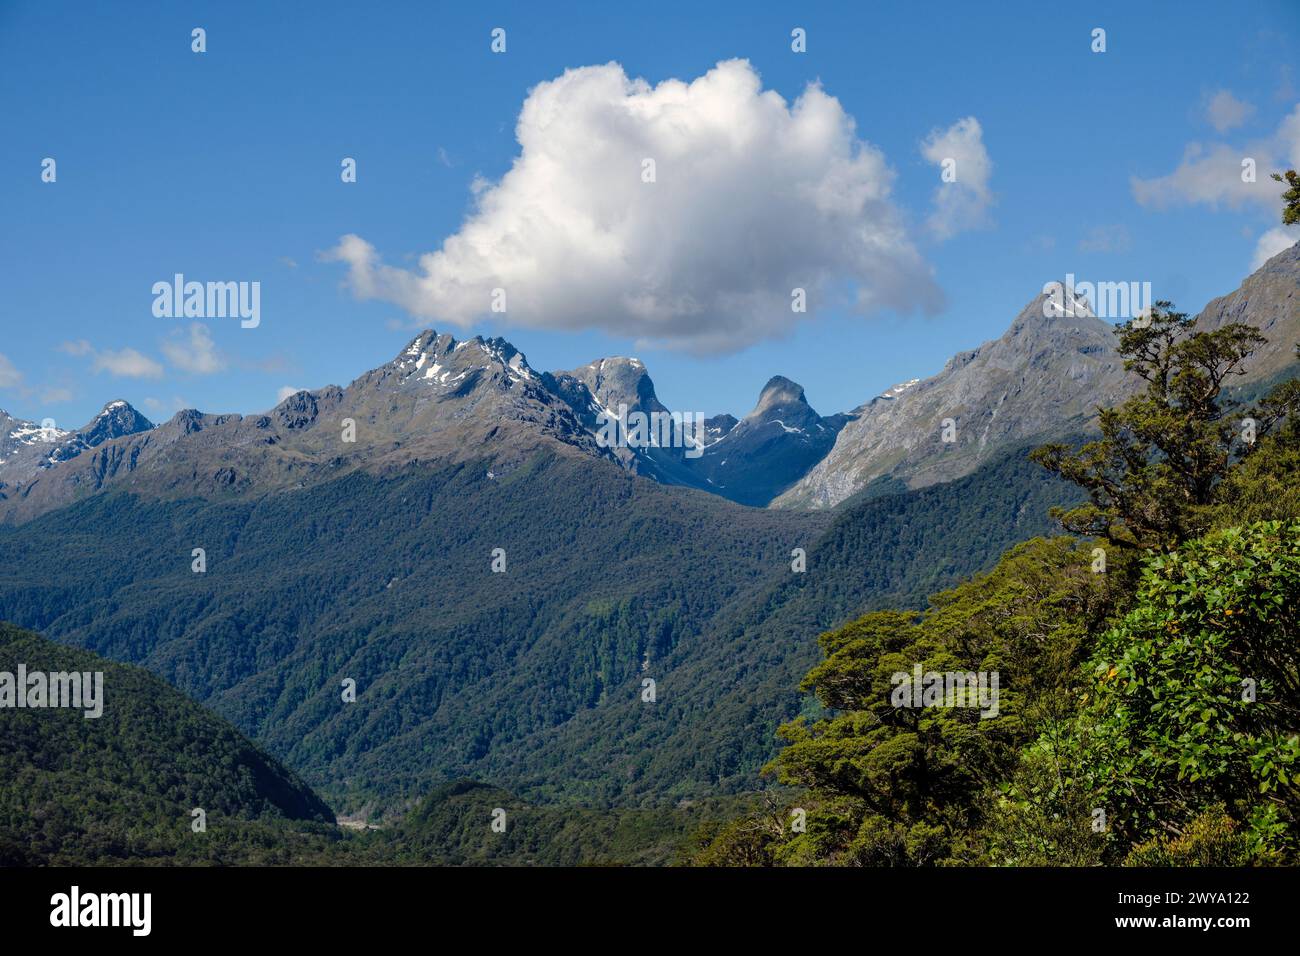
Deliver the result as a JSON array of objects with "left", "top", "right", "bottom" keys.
[
  {"left": 555, "top": 356, "right": 666, "bottom": 417},
  {"left": 79, "top": 400, "right": 154, "bottom": 446},
  {"left": 0, "top": 400, "right": 153, "bottom": 476},
  {"left": 386, "top": 330, "right": 536, "bottom": 391}
]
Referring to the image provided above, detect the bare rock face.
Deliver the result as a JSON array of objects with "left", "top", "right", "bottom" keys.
[
  {"left": 553, "top": 356, "right": 668, "bottom": 419},
  {"left": 1197, "top": 241, "right": 1300, "bottom": 384},
  {"left": 775, "top": 293, "right": 1132, "bottom": 508},
  {"left": 776, "top": 241, "right": 1300, "bottom": 509}
]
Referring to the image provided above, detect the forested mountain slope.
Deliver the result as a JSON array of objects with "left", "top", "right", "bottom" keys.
[
  {"left": 0, "top": 441, "right": 1074, "bottom": 813},
  {"left": 0, "top": 623, "right": 333, "bottom": 865}
]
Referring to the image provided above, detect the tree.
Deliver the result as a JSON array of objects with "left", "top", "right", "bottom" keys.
[
  {"left": 1271, "top": 170, "right": 1300, "bottom": 225},
  {"left": 1213, "top": 352, "right": 1300, "bottom": 525},
  {"left": 1053, "top": 521, "right": 1300, "bottom": 859},
  {"left": 733, "top": 537, "right": 1124, "bottom": 866},
  {"left": 1031, "top": 302, "right": 1267, "bottom": 550}
]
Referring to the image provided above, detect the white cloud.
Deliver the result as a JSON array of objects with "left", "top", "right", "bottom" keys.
[
  {"left": 162, "top": 323, "right": 226, "bottom": 374},
  {"left": 1205, "top": 89, "right": 1255, "bottom": 133},
  {"left": 40, "top": 386, "right": 74, "bottom": 403},
  {"left": 1132, "top": 104, "right": 1300, "bottom": 210},
  {"left": 1252, "top": 226, "right": 1300, "bottom": 270},
  {"left": 93, "top": 348, "right": 164, "bottom": 379},
  {"left": 324, "top": 59, "right": 942, "bottom": 353},
  {"left": 0, "top": 353, "right": 23, "bottom": 389},
  {"left": 276, "top": 385, "right": 303, "bottom": 402},
  {"left": 920, "top": 116, "right": 993, "bottom": 239}
]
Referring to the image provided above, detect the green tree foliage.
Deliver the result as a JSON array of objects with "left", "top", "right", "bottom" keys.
[
  {"left": 1123, "top": 805, "right": 1256, "bottom": 866},
  {"left": 1213, "top": 355, "right": 1300, "bottom": 525},
  {"left": 725, "top": 538, "right": 1125, "bottom": 865},
  {"left": 1056, "top": 521, "right": 1300, "bottom": 860},
  {"left": 0, "top": 623, "right": 336, "bottom": 865},
  {"left": 1031, "top": 303, "right": 1267, "bottom": 550},
  {"left": 1271, "top": 170, "right": 1300, "bottom": 226}
]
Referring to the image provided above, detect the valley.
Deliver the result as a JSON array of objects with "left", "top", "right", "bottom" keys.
[{"left": 0, "top": 244, "right": 1295, "bottom": 862}]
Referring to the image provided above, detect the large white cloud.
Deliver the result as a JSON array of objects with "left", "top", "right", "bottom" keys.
[
  {"left": 325, "top": 59, "right": 942, "bottom": 353},
  {"left": 920, "top": 117, "right": 993, "bottom": 239}
]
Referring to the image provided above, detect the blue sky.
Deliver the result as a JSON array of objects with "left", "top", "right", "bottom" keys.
[{"left": 2, "top": 0, "right": 1298, "bottom": 430}]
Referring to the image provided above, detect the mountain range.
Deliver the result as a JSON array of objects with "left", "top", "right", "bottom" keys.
[
  {"left": 0, "top": 242, "right": 1295, "bottom": 821},
  {"left": 2, "top": 244, "right": 1295, "bottom": 522}
]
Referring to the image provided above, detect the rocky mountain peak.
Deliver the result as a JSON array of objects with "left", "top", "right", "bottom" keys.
[
  {"left": 79, "top": 400, "right": 154, "bottom": 446},
  {"left": 380, "top": 330, "right": 538, "bottom": 395},
  {"left": 749, "top": 376, "right": 808, "bottom": 417},
  {"left": 557, "top": 356, "right": 666, "bottom": 416}
]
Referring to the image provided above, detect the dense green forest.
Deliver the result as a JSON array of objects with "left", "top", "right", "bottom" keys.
[
  {"left": 0, "top": 623, "right": 764, "bottom": 865},
  {"left": 0, "top": 428, "right": 1070, "bottom": 815},
  {"left": 691, "top": 302, "right": 1300, "bottom": 866},
  {"left": 0, "top": 623, "right": 334, "bottom": 865}
]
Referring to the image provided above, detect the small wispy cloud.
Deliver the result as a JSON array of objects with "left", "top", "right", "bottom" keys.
[
  {"left": 0, "top": 353, "right": 23, "bottom": 389},
  {"left": 1205, "top": 89, "right": 1255, "bottom": 133},
  {"left": 93, "top": 348, "right": 164, "bottom": 379},
  {"left": 162, "top": 323, "right": 226, "bottom": 375},
  {"left": 1131, "top": 104, "right": 1300, "bottom": 211},
  {"left": 920, "top": 116, "right": 994, "bottom": 240},
  {"left": 57, "top": 339, "right": 94, "bottom": 357}
]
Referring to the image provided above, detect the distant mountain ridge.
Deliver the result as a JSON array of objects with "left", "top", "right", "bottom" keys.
[
  {"left": 0, "top": 333, "right": 844, "bottom": 517},
  {"left": 1, "top": 241, "right": 1294, "bottom": 521},
  {"left": 0, "top": 400, "right": 153, "bottom": 479},
  {"left": 777, "top": 241, "right": 1300, "bottom": 508}
]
